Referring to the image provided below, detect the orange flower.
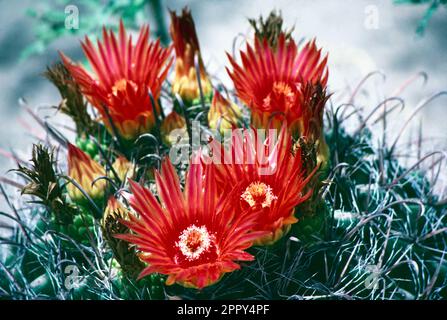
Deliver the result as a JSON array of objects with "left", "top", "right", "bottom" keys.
[
  {"left": 67, "top": 143, "right": 106, "bottom": 204},
  {"left": 116, "top": 157, "right": 264, "bottom": 288},
  {"left": 170, "top": 8, "right": 212, "bottom": 102},
  {"left": 61, "top": 21, "right": 172, "bottom": 140},
  {"left": 208, "top": 89, "right": 241, "bottom": 133},
  {"left": 227, "top": 34, "right": 328, "bottom": 136},
  {"left": 203, "top": 126, "right": 316, "bottom": 245}
]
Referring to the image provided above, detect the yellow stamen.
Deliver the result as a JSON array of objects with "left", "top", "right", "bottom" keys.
[{"left": 241, "top": 182, "right": 277, "bottom": 208}]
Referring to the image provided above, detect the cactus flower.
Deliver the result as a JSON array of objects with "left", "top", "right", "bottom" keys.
[{"left": 61, "top": 21, "right": 172, "bottom": 140}]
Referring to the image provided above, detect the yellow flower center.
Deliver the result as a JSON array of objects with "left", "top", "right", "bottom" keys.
[
  {"left": 263, "top": 81, "right": 297, "bottom": 112},
  {"left": 176, "top": 225, "right": 213, "bottom": 261},
  {"left": 112, "top": 79, "right": 137, "bottom": 96},
  {"left": 273, "top": 82, "right": 294, "bottom": 97},
  {"left": 241, "top": 182, "right": 277, "bottom": 208}
]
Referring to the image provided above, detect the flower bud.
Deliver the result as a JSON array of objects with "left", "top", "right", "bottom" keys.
[
  {"left": 67, "top": 143, "right": 106, "bottom": 204},
  {"left": 170, "top": 8, "right": 212, "bottom": 103},
  {"left": 208, "top": 90, "right": 241, "bottom": 134}
]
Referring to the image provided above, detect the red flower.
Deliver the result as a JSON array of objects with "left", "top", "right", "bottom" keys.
[
  {"left": 116, "top": 157, "right": 264, "bottom": 288},
  {"left": 203, "top": 126, "right": 316, "bottom": 245},
  {"left": 227, "top": 34, "right": 328, "bottom": 135},
  {"left": 61, "top": 21, "right": 172, "bottom": 140}
]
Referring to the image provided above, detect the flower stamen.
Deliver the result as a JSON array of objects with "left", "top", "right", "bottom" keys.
[
  {"left": 263, "top": 81, "right": 297, "bottom": 111},
  {"left": 241, "top": 182, "right": 277, "bottom": 208},
  {"left": 176, "top": 225, "right": 212, "bottom": 261},
  {"left": 112, "top": 79, "right": 137, "bottom": 96}
]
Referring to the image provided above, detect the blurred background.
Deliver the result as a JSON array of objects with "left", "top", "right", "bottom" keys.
[{"left": 0, "top": 0, "right": 446, "bottom": 177}]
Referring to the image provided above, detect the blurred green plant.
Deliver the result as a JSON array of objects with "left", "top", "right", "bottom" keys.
[
  {"left": 23, "top": 0, "right": 169, "bottom": 59},
  {"left": 394, "top": 0, "right": 447, "bottom": 35}
]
